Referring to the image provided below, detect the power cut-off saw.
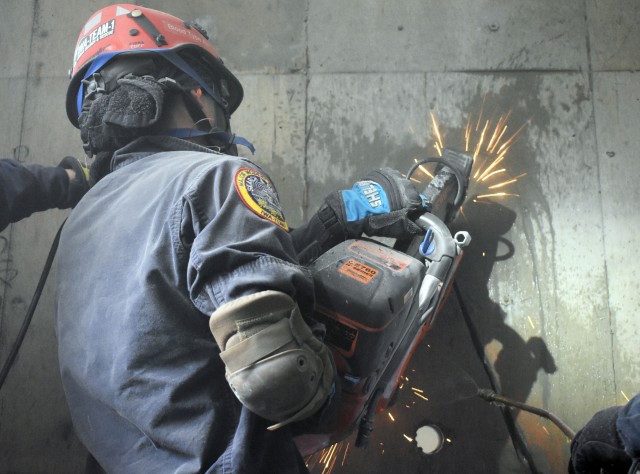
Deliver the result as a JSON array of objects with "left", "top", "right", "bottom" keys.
[{"left": 295, "top": 149, "right": 474, "bottom": 456}]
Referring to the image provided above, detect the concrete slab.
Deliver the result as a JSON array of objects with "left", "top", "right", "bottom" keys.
[
  {"left": 308, "top": 0, "right": 588, "bottom": 73},
  {"left": 593, "top": 71, "right": 640, "bottom": 401},
  {"left": 233, "top": 73, "right": 308, "bottom": 226},
  {"left": 587, "top": 0, "right": 640, "bottom": 71},
  {"left": 139, "top": 0, "right": 308, "bottom": 73}
]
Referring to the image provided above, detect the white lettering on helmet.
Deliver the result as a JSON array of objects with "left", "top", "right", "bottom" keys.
[{"left": 73, "top": 19, "right": 116, "bottom": 67}]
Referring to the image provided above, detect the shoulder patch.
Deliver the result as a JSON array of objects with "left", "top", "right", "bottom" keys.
[{"left": 234, "top": 168, "right": 289, "bottom": 231}]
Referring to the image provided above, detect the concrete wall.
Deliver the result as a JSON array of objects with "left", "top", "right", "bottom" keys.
[{"left": 1, "top": 1, "right": 639, "bottom": 472}]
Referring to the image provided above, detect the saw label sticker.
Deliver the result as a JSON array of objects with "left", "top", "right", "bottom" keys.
[
  {"left": 234, "top": 167, "right": 289, "bottom": 231},
  {"left": 338, "top": 258, "right": 378, "bottom": 284}
]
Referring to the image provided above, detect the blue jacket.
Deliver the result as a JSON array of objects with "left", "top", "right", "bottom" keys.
[
  {"left": 56, "top": 137, "right": 314, "bottom": 473},
  {"left": 618, "top": 394, "right": 640, "bottom": 460},
  {"left": 0, "top": 159, "right": 70, "bottom": 231}
]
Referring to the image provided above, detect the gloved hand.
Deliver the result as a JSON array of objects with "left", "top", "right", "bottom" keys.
[
  {"left": 58, "top": 156, "right": 91, "bottom": 207},
  {"left": 323, "top": 168, "right": 424, "bottom": 240},
  {"left": 569, "top": 405, "right": 633, "bottom": 474}
]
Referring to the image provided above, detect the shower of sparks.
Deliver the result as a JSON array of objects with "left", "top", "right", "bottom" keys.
[
  {"left": 415, "top": 105, "right": 529, "bottom": 204},
  {"left": 306, "top": 441, "right": 349, "bottom": 474}
]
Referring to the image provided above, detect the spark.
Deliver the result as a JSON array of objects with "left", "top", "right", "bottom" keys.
[
  {"left": 388, "top": 412, "right": 396, "bottom": 422},
  {"left": 488, "top": 173, "right": 527, "bottom": 190},
  {"left": 497, "top": 121, "right": 529, "bottom": 154},
  {"left": 411, "top": 387, "right": 424, "bottom": 393},
  {"left": 342, "top": 443, "right": 350, "bottom": 466},
  {"left": 446, "top": 438, "right": 452, "bottom": 443},
  {"left": 527, "top": 315, "right": 536, "bottom": 330},
  {"left": 413, "top": 157, "right": 434, "bottom": 179},
  {"left": 479, "top": 168, "right": 506, "bottom": 182},
  {"left": 542, "top": 426, "right": 550, "bottom": 436},
  {"left": 621, "top": 390, "right": 630, "bottom": 402},
  {"left": 473, "top": 120, "right": 490, "bottom": 161},
  {"left": 403, "top": 434, "right": 414, "bottom": 443},
  {"left": 413, "top": 391, "right": 429, "bottom": 401},
  {"left": 465, "top": 116, "right": 472, "bottom": 152},
  {"left": 430, "top": 113, "right": 444, "bottom": 152},
  {"left": 475, "top": 192, "right": 520, "bottom": 200}
]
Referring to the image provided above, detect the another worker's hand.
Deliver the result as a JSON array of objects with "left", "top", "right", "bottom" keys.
[
  {"left": 324, "top": 168, "right": 423, "bottom": 240},
  {"left": 569, "top": 406, "right": 632, "bottom": 474},
  {"left": 58, "top": 157, "right": 91, "bottom": 207}
]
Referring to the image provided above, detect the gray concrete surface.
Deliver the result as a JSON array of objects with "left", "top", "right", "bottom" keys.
[{"left": 0, "top": 0, "right": 639, "bottom": 473}]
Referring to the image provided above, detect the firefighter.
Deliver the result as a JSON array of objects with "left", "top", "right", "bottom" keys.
[{"left": 56, "top": 4, "right": 423, "bottom": 473}]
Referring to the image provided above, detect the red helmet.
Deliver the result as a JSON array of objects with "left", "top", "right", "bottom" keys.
[{"left": 66, "top": 4, "right": 243, "bottom": 127}]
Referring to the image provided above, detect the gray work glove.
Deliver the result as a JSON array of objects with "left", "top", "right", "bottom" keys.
[{"left": 323, "top": 168, "right": 424, "bottom": 240}]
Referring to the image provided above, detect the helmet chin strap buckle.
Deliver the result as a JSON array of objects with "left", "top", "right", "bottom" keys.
[{"left": 81, "top": 73, "right": 106, "bottom": 102}]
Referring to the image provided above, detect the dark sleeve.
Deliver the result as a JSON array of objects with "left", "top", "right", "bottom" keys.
[
  {"left": 289, "top": 203, "right": 346, "bottom": 265},
  {"left": 0, "top": 159, "right": 70, "bottom": 231},
  {"left": 617, "top": 393, "right": 640, "bottom": 459},
  {"left": 184, "top": 159, "right": 316, "bottom": 315}
]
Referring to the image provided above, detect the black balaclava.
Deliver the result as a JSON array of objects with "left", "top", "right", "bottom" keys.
[{"left": 78, "top": 54, "right": 235, "bottom": 183}]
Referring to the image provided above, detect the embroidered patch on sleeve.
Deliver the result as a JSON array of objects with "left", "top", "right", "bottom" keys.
[{"left": 234, "top": 168, "right": 289, "bottom": 231}]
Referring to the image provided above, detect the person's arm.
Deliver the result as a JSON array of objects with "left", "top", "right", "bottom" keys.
[
  {"left": 0, "top": 157, "right": 90, "bottom": 231},
  {"left": 183, "top": 159, "right": 335, "bottom": 429},
  {"left": 290, "top": 167, "right": 424, "bottom": 265}
]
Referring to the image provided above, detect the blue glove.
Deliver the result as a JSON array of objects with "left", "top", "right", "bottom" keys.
[{"left": 324, "top": 168, "right": 423, "bottom": 239}]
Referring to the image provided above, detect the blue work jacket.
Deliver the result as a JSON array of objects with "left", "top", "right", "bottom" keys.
[{"left": 56, "top": 136, "right": 314, "bottom": 473}]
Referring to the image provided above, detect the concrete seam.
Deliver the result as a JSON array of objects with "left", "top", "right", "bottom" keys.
[
  {"left": 584, "top": 0, "right": 617, "bottom": 400},
  {"left": 301, "top": 0, "right": 310, "bottom": 221}
]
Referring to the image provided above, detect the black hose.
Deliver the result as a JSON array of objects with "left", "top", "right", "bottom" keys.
[
  {"left": 453, "top": 280, "right": 539, "bottom": 474},
  {"left": 0, "top": 221, "right": 64, "bottom": 391}
]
